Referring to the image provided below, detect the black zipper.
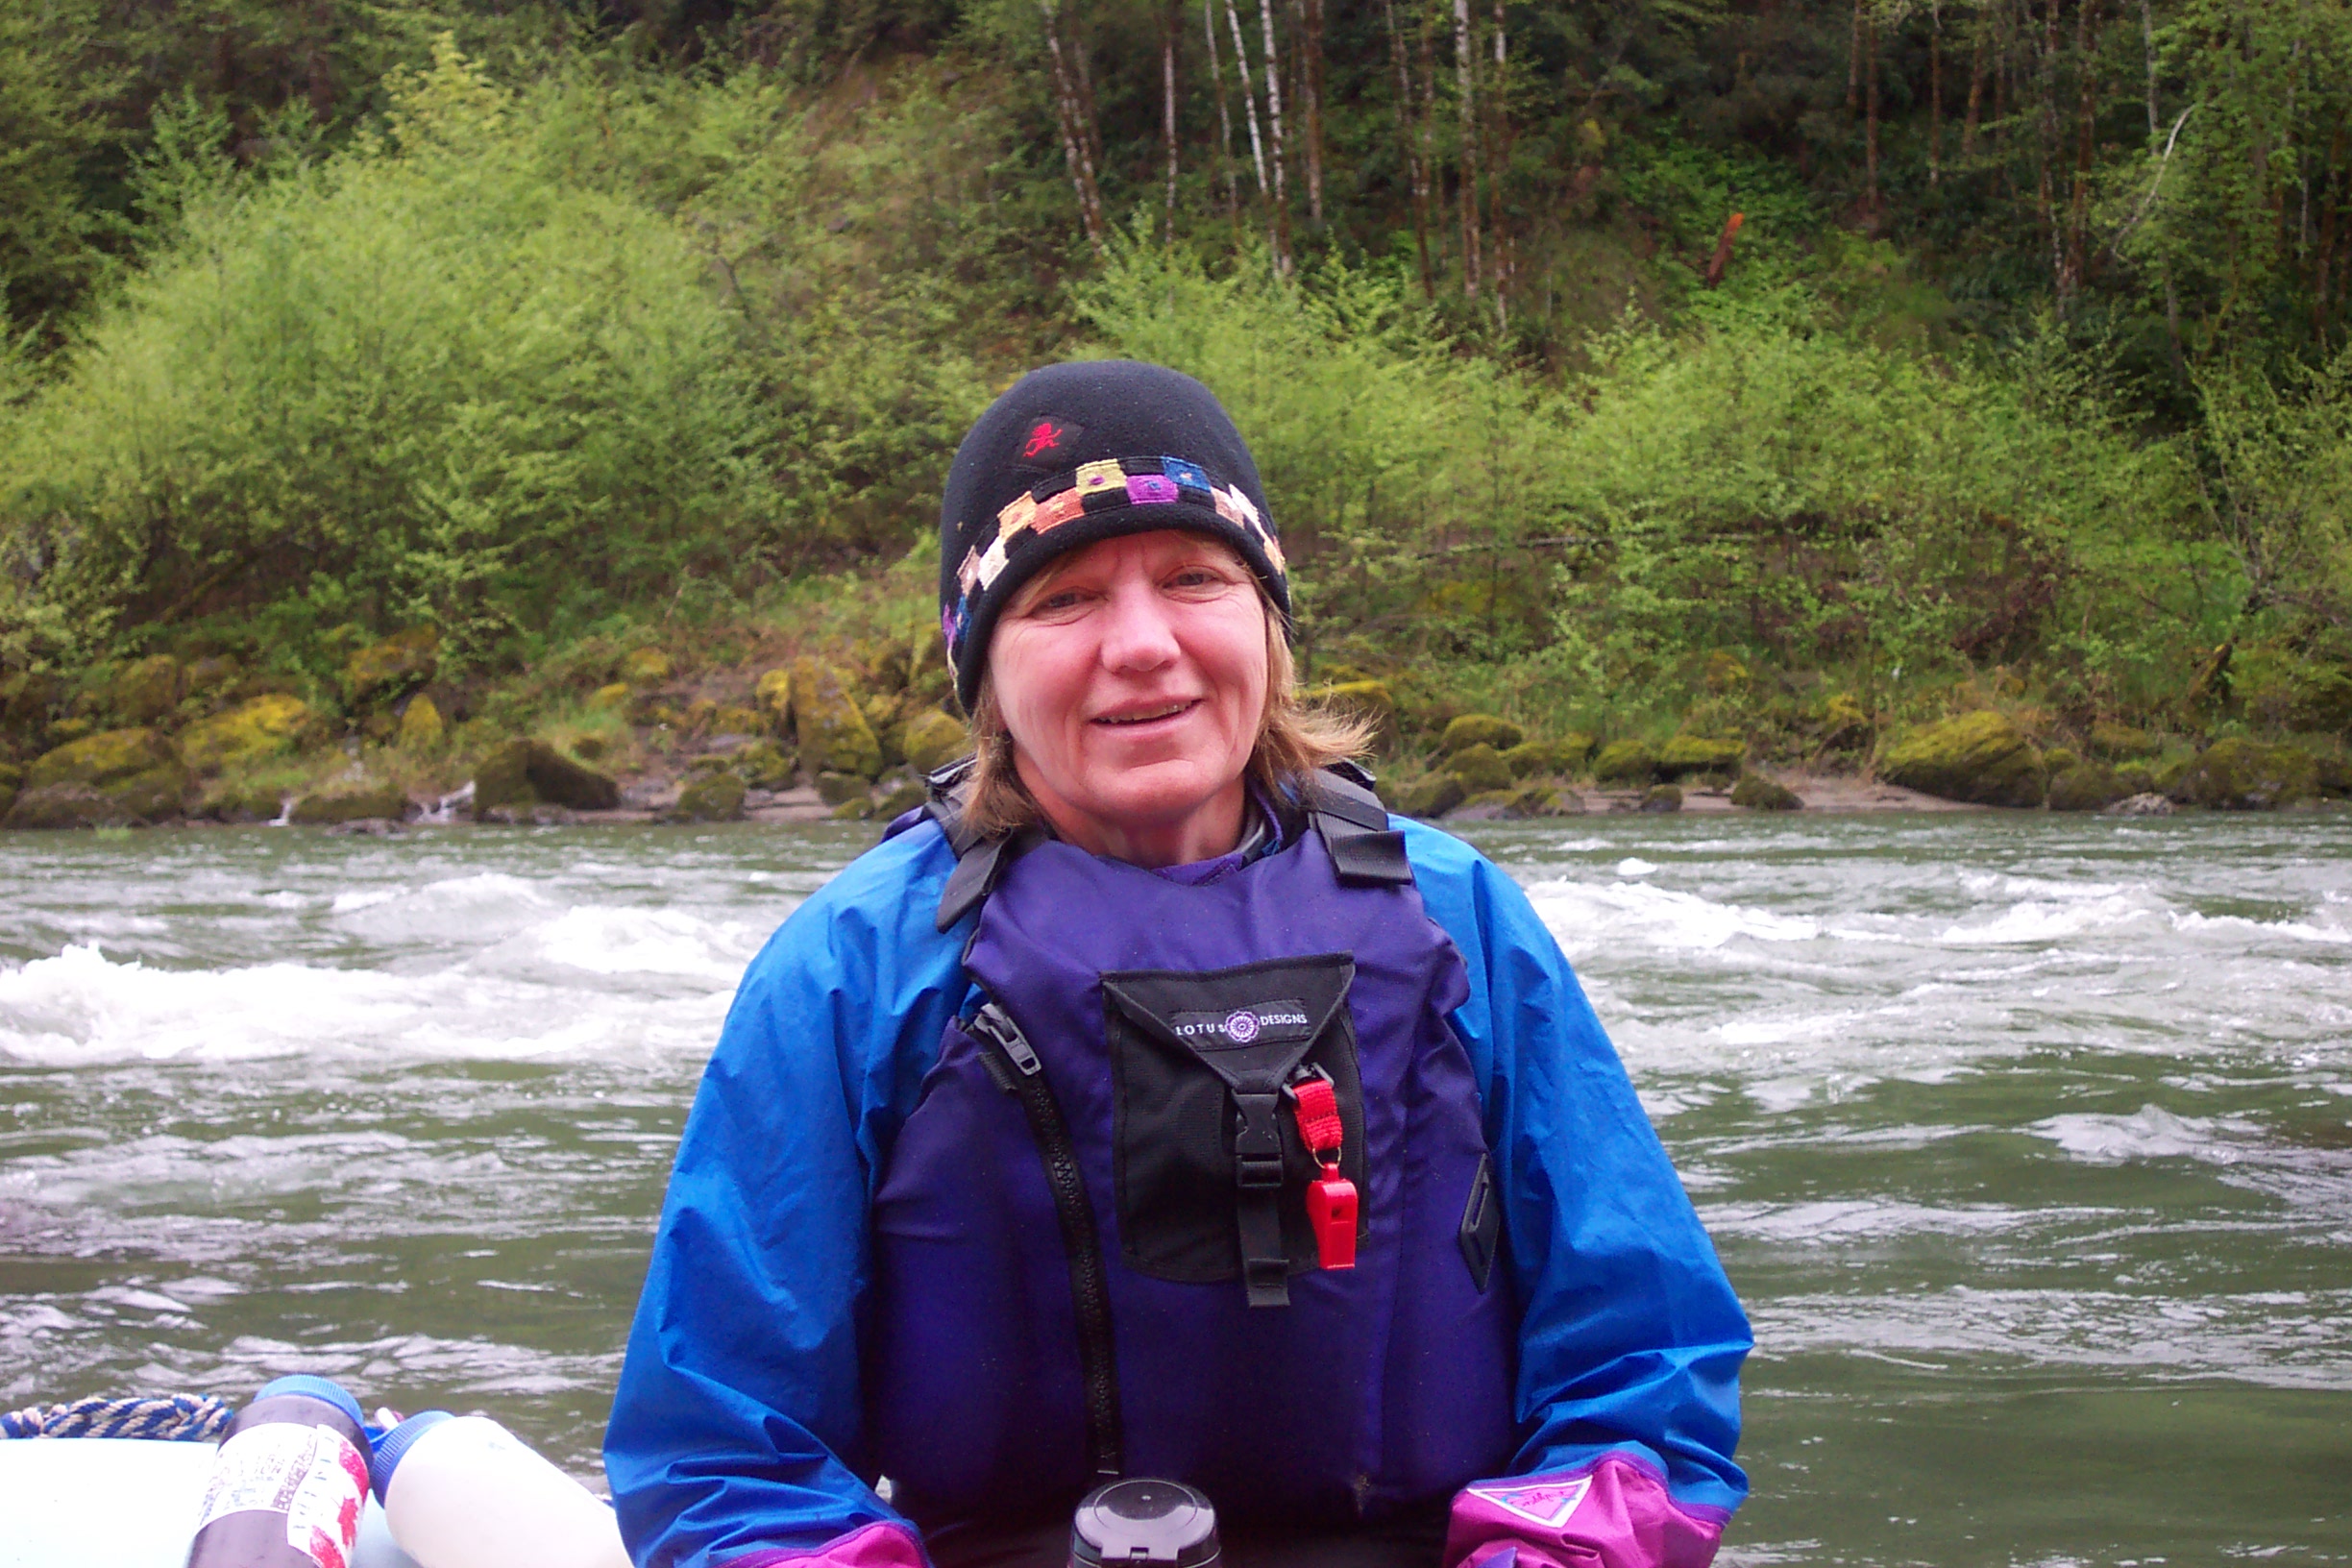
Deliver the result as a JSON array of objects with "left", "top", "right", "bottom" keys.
[{"left": 968, "top": 999, "right": 1124, "bottom": 1479}]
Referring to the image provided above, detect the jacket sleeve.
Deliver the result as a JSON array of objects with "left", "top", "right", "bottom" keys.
[
  {"left": 604, "top": 825, "right": 971, "bottom": 1568},
  {"left": 1400, "top": 822, "right": 1751, "bottom": 1568}
]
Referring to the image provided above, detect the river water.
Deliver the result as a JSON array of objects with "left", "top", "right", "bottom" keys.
[{"left": 3, "top": 814, "right": 2347, "bottom": 1562}]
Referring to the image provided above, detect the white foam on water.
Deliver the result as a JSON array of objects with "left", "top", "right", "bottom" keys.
[
  {"left": 2168, "top": 908, "right": 2352, "bottom": 945},
  {"left": 496, "top": 905, "right": 760, "bottom": 981},
  {"left": 0, "top": 933, "right": 741, "bottom": 1066},
  {"left": 1530, "top": 877, "right": 1821, "bottom": 955},
  {"left": 1615, "top": 856, "right": 1659, "bottom": 877},
  {"left": 2030, "top": 1104, "right": 2261, "bottom": 1165},
  {"left": 330, "top": 888, "right": 404, "bottom": 914},
  {"left": 1937, "top": 893, "right": 2161, "bottom": 945}
]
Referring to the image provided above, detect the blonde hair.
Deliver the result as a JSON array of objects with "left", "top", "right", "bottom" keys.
[{"left": 958, "top": 582, "right": 1374, "bottom": 842}]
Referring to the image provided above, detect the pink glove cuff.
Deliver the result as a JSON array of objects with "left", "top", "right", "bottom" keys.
[{"left": 1444, "top": 1456, "right": 1727, "bottom": 1568}]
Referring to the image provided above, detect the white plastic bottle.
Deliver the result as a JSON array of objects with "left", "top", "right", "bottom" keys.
[{"left": 371, "top": 1411, "right": 631, "bottom": 1568}]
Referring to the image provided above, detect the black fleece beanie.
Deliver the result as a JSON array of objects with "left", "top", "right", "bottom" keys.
[{"left": 938, "top": 360, "right": 1289, "bottom": 712}]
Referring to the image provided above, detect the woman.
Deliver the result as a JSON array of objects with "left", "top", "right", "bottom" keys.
[{"left": 604, "top": 361, "right": 1751, "bottom": 1568}]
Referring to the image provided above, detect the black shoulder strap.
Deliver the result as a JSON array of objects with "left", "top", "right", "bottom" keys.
[
  {"left": 1304, "top": 764, "right": 1415, "bottom": 888},
  {"left": 924, "top": 756, "right": 1043, "bottom": 932}
]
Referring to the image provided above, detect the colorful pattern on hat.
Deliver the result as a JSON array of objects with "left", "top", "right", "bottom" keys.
[{"left": 941, "top": 453, "right": 1286, "bottom": 672}]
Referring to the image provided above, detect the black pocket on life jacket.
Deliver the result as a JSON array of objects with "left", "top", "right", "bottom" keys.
[{"left": 1102, "top": 954, "right": 1367, "bottom": 1294}]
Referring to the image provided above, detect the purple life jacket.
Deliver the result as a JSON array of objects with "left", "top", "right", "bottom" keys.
[{"left": 865, "top": 770, "right": 1518, "bottom": 1533}]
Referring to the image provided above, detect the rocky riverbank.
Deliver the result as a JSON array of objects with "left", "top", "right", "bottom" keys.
[{"left": 2, "top": 626, "right": 2347, "bottom": 834}]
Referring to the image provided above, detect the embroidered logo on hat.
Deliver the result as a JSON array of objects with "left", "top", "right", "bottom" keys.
[
  {"left": 1017, "top": 418, "right": 1084, "bottom": 466},
  {"left": 1464, "top": 1478, "right": 1594, "bottom": 1531}
]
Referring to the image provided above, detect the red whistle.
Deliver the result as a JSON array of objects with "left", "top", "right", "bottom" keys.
[{"left": 1307, "top": 1170, "right": 1358, "bottom": 1270}]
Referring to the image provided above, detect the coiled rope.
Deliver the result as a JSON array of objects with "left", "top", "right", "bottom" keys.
[{"left": 0, "top": 1393, "right": 234, "bottom": 1441}]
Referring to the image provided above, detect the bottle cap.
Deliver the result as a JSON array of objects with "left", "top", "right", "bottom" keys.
[
  {"left": 252, "top": 1375, "right": 365, "bottom": 1430},
  {"left": 370, "top": 1409, "right": 456, "bottom": 1503},
  {"left": 1069, "top": 1479, "right": 1220, "bottom": 1568}
]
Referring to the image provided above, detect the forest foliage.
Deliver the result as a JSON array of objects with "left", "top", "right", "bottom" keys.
[{"left": 1, "top": 0, "right": 2348, "bottom": 739}]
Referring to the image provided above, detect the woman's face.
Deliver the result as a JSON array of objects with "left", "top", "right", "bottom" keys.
[{"left": 988, "top": 529, "right": 1269, "bottom": 868}]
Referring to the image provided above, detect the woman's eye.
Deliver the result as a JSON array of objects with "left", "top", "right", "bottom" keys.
[{"left": 1032, "top": 589, "right": 1090, "bottom": 614}]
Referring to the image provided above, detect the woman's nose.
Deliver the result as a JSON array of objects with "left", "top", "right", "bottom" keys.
[{"left": 1098, "top": 578, "right": 1182, "bottom": 673}]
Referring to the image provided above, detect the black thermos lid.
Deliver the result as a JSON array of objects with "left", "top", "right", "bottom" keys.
[{"left": 1068, "top": 1479, "right": 1221, "bottom": 1568}]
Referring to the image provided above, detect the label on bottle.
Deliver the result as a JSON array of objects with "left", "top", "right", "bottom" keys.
[{"left": 195, "top": 1422, "right": 369, "bottom": 1568}]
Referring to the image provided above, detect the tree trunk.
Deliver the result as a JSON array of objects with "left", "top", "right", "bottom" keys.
[
  {"left": 1963, "top": 23, "right": 1986, "bottom": 159},
  {"left": 1303, "top": 0, "right": 1327, "bottom": 226},
  {"left": 1929, "top": 7, "right": 1944, "bottom": 185},
  {"left": 2066, "top": 0, "right": 2099, "bottom": 296},
  {"left": 1226, "top": 0, "right": 1269, "bottom": 198},
  {"left": 1849, "top": 0, "right": 1864, "bottom": 111},
  {"left": 1864, "top": 13, "right": 1881, "bottom": 224},
  {"left": 1453, "top": 0, "right": 1482, "bottom": 299},
  {"left": 1040, "top": 0, "right": 1108, "bottom": 252},
  {"left": 1206, "top": 0, "right": 1240, "bottom": 225},
  {"left": 1164, "top": 0, "right": 1181, "bottom": 243},
  {"left": 1384, "top": 0, "right": 1435, "bottom": 296},
  {"left": 1489, "top": 0, "right": 1513, "bottom": 328},
  {"left": 1417, "top": 2, "right": 1445, "bottom": 277},
  {"left": 2140, "top": 0, "right": 2185, "bottom": 375},
  {"left": 1257, "top": 0, "right": 1293, "bottom": 269}
]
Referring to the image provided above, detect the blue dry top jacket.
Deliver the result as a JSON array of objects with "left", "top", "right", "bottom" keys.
[{"left": 605, "top": 811, "right": 1750, "bottom": 1568}]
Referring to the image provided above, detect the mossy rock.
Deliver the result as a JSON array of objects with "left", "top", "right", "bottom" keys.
[
  {"left": 203, "top": 783, "right": 283, "bottom": 823},
  {"left": 901, "top": 709, "right": 968, "bottom": 775},
  {"left": 183, "top": 654, "right": 241, "bottom": 698},
  {"left": 728, "top": 739, "right": 792, "bottom": 790},
  {"left": 20, "top": 727, "right": 188, "bottom": 821},
  {"left": 682, "top": 698, "right": 720, "bottom": 735},
  {"left": 1878, "top": 711, "right": 2046, "bottom": 807},
  {"left": 397, "top": 695, "right": 445, "bottom": 752},
  {"left": 181, "top": 696, "right": 319, "bottom": 772},
  {"left": 344, "top": 626, "right": 440, "bottom": 709},
  {"left": 1440, "top": 715, "right": 1524, "bottom": 755},
  {"left": 672, "top": 771, "right": 747, "bottom": 822},
  {"left": 589, "top": 683, "right": 631, "bottom": 712},
  {"left": 793, "top": 657, "right": 883, "bottom": 780},
  {"left": 290, "top": 783, "right": 409, "bottom": 825},
  {"left": 1816, "top": 694, "right": 1874, "bottom": 753},
  {"left": 1655, "top": 735, "right": 1746, "bottom": 781},
  {"left": 2167, "top": 739, "right": 2320, "bottom": 810},
  {"left": 472, "top": 739, "right": 621, "bottom": 817},
  {"left": 2041, "top": 747, "right": 2079, "bottom": 773},
  {"left": 571, "top": 734, "right": 611, "bottom": 763},
  {"left": 874, "top": 776, "right": 929, "bottom": 820},
  {"left": 2114, "top": 761, "right": 2158, "bottom": 796},
  {"left": 1392, "top": 772, "right": 1466, "bottom": 819},
  {"left": 110, "top": 655, "right": 182, "bottom": 724},
  {"left": 754, "top": 668, "right": 793, "bottom": 725},
  {"left": 1501, "top": 737, "right": 1593, "bottom": 778},
  {"left": 620, "top": 648, "right": 674, "bottom": 687},
  {"left": 1447, "top": 743, "right": 1513, "bottom": 794},
  {"left": 1638, "top": 784, "right": 1683, "bottom": 813},
  {"left": 2314, "top": 752, "right": 2352, "bottom": 798},
  {"left": 6, "top": 783, "right": 149, "bottom": 829},
  {"left": 2046, "top": 762, "right": 2131, "bottom": 813},
  {"left": 1451, "top": 789, "right": 1528, "bottom": 821},
  {"left": 1308, "top": 680, "right": 1400, "bottom": 749},
  {"left": 710, "top": 705, "right": 766, "bottom": 739},
  {"left": 1, "top": 671, "right": 62, "bottom": 737},
  {"left": 831, "top": 796, "right": 878, "bottom": 821},
  {"left": 1591, "top": 740, "right": 1657, "bottom": 785},
  {"left": 2089, "top": 722, "right": 2162, "bottom": 760},
  {"left": 813, "top": 769, "right": 870, "bottom": 806},
  {"left": 2106, "top": 792, "right": 2175, "bottom": 817},
  {"left": 1730, "top": 773, "right": 1801, "bottom": 811}
]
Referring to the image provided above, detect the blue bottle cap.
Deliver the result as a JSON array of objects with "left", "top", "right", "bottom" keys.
[
  {"left": 370, "top": 1410, "right": 455, "bottom": 1504},
  {"left": 253, "top": 1375, "right": 365, "bottom": 1431}
]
